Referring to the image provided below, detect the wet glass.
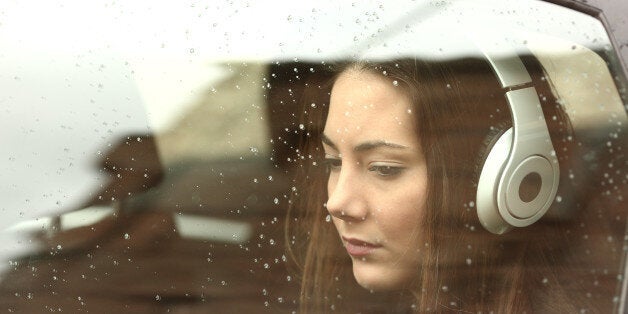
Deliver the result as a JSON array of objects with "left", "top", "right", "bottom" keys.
[{"left": 0, "top": 0, "right": 626, "bottom": 312}]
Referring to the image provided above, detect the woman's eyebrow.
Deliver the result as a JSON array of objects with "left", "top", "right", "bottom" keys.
[
  {"left": 321, "top": 133, "right": 408, "bottom": 152},
  {"left": 321, "top": 133, "right": 337, "bottom": 150},
  {"left": 353, "top": 140, "right": 408, "bottom": 152}
]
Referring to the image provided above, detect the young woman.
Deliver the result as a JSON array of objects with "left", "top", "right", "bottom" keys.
[{"left": 285, "top": 56, "right": 620, "bottom": 312}]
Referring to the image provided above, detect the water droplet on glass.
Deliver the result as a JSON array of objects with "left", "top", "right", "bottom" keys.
[
  {"left": 325, "top": 214, "right": 331, "bottom": 222},
  {"left": 392, "top": 80, "right": 399, "bottom": 86}
]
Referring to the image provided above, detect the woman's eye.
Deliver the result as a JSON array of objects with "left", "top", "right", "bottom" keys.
[
  {"left": 368, "top": 165, "right": 403, "bottom": 177},
  {"left": 323, "top": 158, "right": 342, "bottom": 172}
]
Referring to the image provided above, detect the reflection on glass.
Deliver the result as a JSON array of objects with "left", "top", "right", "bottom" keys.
[{"left": 0, "top": 0, "right": 625, "bottom": 312}]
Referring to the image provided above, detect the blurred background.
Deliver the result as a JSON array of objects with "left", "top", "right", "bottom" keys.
[{"left": 0, "top": 0, "right": 626, "bottom": 312}]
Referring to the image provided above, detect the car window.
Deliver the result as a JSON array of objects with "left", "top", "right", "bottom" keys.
[{"left": 1, "top": 0, "right": 626, "bottom": 312}]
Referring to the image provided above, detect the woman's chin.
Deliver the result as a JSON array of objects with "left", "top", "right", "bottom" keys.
[{"left": 352, "top": 262, "right": 413, "bottom": 292}]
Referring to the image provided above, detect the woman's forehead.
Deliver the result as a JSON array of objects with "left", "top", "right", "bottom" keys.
[
  {"left": 325, "top": 70, "right": 417, "bottom": 146},
  {"left": 330, "top": 70, "right": 410, "bottom": 112}
]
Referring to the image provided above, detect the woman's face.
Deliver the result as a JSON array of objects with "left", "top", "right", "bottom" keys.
[{"left": 322, "top": 69, "right": 428, "bottom": 291}]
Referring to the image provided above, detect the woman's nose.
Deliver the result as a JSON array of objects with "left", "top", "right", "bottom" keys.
[{"left": 326, "top": 168, "right": 368, "bottom": 222}]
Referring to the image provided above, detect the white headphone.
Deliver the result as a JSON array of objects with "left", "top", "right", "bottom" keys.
[{"left": 475, "top": 44, "right": 561, "bottom": 234}]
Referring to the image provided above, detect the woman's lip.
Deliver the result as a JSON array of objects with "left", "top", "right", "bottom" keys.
[{"left": 342, "top": 237, "right": 381, "bottom": 257}]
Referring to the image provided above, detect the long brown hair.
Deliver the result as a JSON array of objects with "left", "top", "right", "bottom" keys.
[{"left": 285, "top": 56, "right": 588, "bottom": 312}]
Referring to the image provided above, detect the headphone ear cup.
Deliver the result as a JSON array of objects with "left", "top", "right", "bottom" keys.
[{"left": 475, "top": 123, "right": 514, "bottom": 234}]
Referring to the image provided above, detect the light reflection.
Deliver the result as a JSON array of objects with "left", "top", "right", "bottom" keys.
[{"left": 0, "top": 0, "right": 624, "bottom": 312}]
